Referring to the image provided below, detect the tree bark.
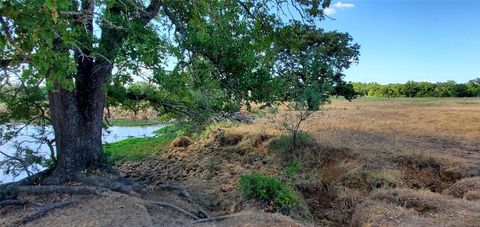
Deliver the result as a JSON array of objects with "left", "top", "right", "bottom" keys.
[
  {"left": 48, "top": 60, "right": 112, "bottom": 176},
  {"left": 44, "top": 0, "right": 162, "bottom": 179}
]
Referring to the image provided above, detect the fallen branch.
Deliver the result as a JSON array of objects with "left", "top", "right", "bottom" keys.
[
  {"left": 146, "top": 200, "right": 200, "bottom": 220},
  {"left": 21, "top": 201, "right": 74, "bottom": 224},
  {"left": 192, "top": 214, "right": 243, "bottom": 224}
]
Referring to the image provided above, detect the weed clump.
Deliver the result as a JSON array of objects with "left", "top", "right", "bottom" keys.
[{"left": 240, "top": 172, "right": 299, "bottom": 211}]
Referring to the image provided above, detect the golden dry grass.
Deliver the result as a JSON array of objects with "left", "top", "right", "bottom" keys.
[
  {"left": 301, "top": 98, "right": 480, "bottom": 184},
  {"left": 241, "top": 97, "right": 480, "bottom": 172},
  {"left": 234, "top": 97, "right": 480, "bottom": 225},
  {"left": 443, "top": 176, "right": 480, "bottom": 200},
  {"left": 119, "top": 97, "right": 480, "bottom": 226},
  {"left": 314, "top": 97, "right": 480, "bottom": 141},
  {"left": 352, "top": 188, "right": 480, "bottom": 227},
  {"left": 232, "top": 98, "right": 480, "bottom": 192}
]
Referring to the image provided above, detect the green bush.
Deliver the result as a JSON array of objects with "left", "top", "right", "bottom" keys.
[{"left": 240, "top": 172, "right": 299, "bottom": 210}]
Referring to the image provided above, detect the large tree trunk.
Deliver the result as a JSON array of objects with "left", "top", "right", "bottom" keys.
[
  {"left": 48, "top": 60, "right": 112, "bottom": 176},
  {"left": 42, "top": 0, "right": 161, "bottom": 180}
]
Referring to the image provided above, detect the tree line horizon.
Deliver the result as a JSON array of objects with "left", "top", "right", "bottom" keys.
[
  {"left": 2, "top": 78, "right": 479, "bottom": 112},
  {"left": 352, "top": 78, "right": 480, "bottom": 98}
]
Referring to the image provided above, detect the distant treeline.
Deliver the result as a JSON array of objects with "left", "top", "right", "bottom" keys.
[{"left": 353, "top": 79, "right": 480, "bottom": 98}]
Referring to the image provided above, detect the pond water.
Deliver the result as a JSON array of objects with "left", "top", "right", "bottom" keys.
[{"left": 0, "top": 124, "right": 165, "bottom": 184}]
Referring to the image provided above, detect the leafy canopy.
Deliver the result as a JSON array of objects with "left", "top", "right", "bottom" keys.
[{"left": 1, "top": 0, "right": 359, "bottom": 125}]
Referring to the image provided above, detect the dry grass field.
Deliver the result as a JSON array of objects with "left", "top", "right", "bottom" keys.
[
  {"left": 316, "top": 97, "right": 480, "bottom": 142},
  {"left": 115, "top": 97, "right": 480, "bottom": 226}
]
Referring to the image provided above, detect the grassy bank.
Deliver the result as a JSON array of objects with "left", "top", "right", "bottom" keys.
[
  {"left": 104, "top": 125, "right": 184, "bottom": 162},
  {"left": 107, "top": 118, "right": 167, "bottom": 127}
]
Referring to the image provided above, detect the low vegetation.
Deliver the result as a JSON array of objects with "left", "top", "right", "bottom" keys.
[
  {"left": 107, "top": 118, "right": 166, "bottom": 127},
  {"left": 104, "top": 125, "right": 182, "bottom": 162},
  {"left": 240, "top": 172, "right": 299, "bottom": 211}
]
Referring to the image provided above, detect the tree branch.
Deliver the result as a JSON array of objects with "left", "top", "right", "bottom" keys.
[
  {"left": 141, "top": 0, "right": 162, "bottom": 25},
  {"left": 158, "top": 2, "right": 187, "bottom": 36},
  {"left": 0, "top": 16, "right": 29, "bottom": 62}
]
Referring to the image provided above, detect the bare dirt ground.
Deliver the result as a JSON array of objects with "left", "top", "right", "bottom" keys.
[
  {"left": 1, "top": 98, "right": 479, "bottom": 226},
  {"left": 1, "top": 190, "right": 302, "bottom": 227}
]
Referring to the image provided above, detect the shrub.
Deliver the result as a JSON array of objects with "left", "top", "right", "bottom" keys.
[
  {"left": 267, "top": 104, "right": 312, "bottom": 149},
  {"left": 269, "top": 132, "right": 314, "bottom": 154},
  {"left": 240, "top": 172, "right": 299, "bottom": 210},
  {"left": 284, "top": 159, "right": 301, "bottom": 179}
]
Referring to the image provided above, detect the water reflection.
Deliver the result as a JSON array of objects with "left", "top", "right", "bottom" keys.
[{"left": 0, "top": 124, "right": 165, "bottom": 183}]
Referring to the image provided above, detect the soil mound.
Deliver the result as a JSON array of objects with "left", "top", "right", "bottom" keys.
[
  {"left": 352, "top": 188, "right": 480, "bottom": 227},
  {"left": 172, "top": 136, "right": 194, "bottom": 147},
  {"left": 443, "top": 176, "right": 480, "bottom": 200}
]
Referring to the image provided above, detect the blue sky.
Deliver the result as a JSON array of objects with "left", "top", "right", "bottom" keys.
[{"left": 318, "top": 0, "right": 480, "bottom": 84}]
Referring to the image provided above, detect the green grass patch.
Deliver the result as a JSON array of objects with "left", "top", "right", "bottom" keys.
[
  {"left": 240, "top": 172, "right": 299, "bottom": 210},
  {"left": 154, "top": 124, "right": 188, "bottom": 137},
  {"left": 284, "top": 158, "right": 301, "bottom": 179},
  {"left": 104, "top": 125, "right": 181, "bottom": 163},
  {"left": 108, "top": 118, "right": 166, "bottom": 127}
]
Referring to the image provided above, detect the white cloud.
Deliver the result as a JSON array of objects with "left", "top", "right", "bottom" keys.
[
  {"left": 333, "top": 2, "right": 355, "bottom": 9},
  {"left": 324, "top": 1, "right": 354, "bottom": 15},
  {"left": 324, "top": 8, "right": 336, "bottom": 15}
]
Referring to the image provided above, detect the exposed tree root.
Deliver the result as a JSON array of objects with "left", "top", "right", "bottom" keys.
[
  {"left": 0, "top": 199, "right": 28, "bottom": 206},
  {"left": 1, "top": 169, "right": 54, "bottom": 200},
  {"left": 1, "top": 171, "right": 226, "bottom": 224},
  {"left": 75, "top": 173, "right": 133, "bottom": 194},
  {"left": 16, "top": 185, "right": 111, "bottom": 196},
  {"left": 195, "top": 208, "right": 211, "bottom": 219},
  {"left": 146, "top": 200, "right": 201, "bottom": 220},
  {"left": 192, "top": 214, "right": 244, "bottom": 224},
  {"left": 19, "top": 201, "right": 74, "bottom": 224},
  {"left": 146, "top": 184, "right": 192, "bottom": 201},
  {"left": 16, "top": 169, "right": 54, "bottom": 186}
]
